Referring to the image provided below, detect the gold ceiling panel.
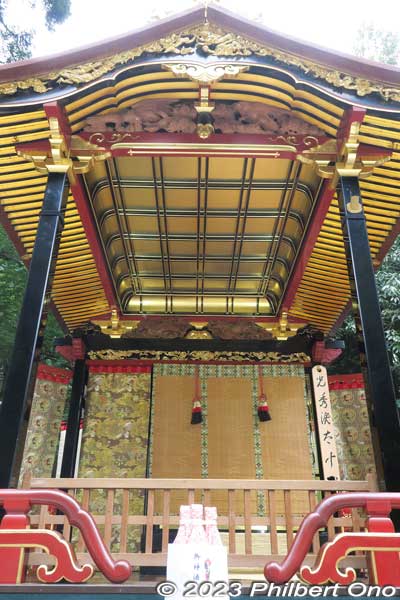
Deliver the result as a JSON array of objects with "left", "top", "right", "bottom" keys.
[{"left": 84, "top": 154, "right": 320, "bottom": 316}]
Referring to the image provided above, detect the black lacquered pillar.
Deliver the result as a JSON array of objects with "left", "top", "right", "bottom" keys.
[
  {"left": 60, "top": 352, "right": 87, "bottom": 478},
  {"left": 0, "top": 172, "right": 69, "bottom": 488},
  {"left": 338, "top": 175, "right": 400, "bottom": 492}
]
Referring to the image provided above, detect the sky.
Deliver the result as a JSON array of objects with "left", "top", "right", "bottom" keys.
[{"left": 5, "top": 0, "right": 400, "bottom": 60}]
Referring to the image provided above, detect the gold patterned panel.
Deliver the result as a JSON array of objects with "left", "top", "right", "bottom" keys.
[
  {"left": 79, "top": 370, "right": 151, "bottom": 478},
  {"left": 18, "top": 372, "right": 70, "bottom": 484},
  {"left": 79, "top": 369, "right": 151, "bottom": 552},
  {"left": 331, "top": 386, "right": 376, "bottom": 481}
]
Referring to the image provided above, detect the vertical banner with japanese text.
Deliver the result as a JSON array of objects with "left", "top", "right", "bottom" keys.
[{"left": 312, "top": 365, "right": 340, "bottom": 479}]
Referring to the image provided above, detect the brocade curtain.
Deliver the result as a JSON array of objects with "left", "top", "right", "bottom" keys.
[
  {"left": 19, "top": 364, "right": 72, "bottom": 485},
  {"left": 329, "top": 375, "right": 376, "bottom": 480},
  {"left": 79, "top": 364, "right": 151, "bottom": 552}
]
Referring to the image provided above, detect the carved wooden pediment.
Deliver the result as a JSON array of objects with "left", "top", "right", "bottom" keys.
[
  {"left": 208, "top": 319, "right": 273, "bottom": 341},
  {"left": 120, "top": 317, "right": 275, "bottom": 341},
  {"left": 83, "top": 100, "right": 326, "bottom": 137}
]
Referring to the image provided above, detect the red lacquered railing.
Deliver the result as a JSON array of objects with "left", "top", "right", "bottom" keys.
[
  {"left": 265, "top": 492, "right": 400, "bottom": 586},
  {"left": 0, "top": 488, "right": 131, "bottom": 584}
]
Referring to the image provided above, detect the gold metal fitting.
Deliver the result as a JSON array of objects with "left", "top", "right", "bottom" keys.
[
  {"left": 17, "top": 117, "right": 110, "bottom": 183},
  {"left": 346, "top": 195, "right": 362, "bottom": 214},
  {"left": 92, "top": 307, "right": 140, "bottom": 338},
  {"left": 196, "top": 122, "right": 214, "bottom": 139}
]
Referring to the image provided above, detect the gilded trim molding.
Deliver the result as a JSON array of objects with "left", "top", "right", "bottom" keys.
[
  {"left": 1, "top": 23, "right": 400, "bottom": 102},
  {"left": 87, "top": 349, "right": 311, "bottom": 362}
]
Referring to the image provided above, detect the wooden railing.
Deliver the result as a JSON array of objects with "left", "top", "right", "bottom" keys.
[{"left": 23, "top": 475, "right": 377, "bottom": 576}]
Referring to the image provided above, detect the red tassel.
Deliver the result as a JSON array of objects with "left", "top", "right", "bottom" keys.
[
  {"left": 258, "top": 366, "right": 271, "bottom": 422},
  {"left": 191, "top": 366, "right": 202, "bottom": 424}
]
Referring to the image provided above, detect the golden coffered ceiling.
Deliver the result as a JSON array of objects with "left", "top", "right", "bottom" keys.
[{"left": 84, "top": 153, "right": 319, "bottom": 316}]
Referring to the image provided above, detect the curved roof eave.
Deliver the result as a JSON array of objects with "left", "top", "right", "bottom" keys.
[{"left": 0, "top": 4, "right": 399, "bottom": 90}]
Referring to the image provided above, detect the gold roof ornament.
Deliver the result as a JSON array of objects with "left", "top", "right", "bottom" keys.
[
  {"left": 297, "top": 120, "right": 391, "bottom": 187},
  {"left": 164, "top": 61, "right": 248, "bottom": 139},
  {"left": 163, "top": 62, "right": 248, "bottom": 84},
  {"left": 17, "top": 117, "right": 110, "bottom": 184},
  {"left": 256, "top": 313, "right": 304, "bottom": 340},
  {"left": 92, "top": 309, "right": 140, "bottom": 338}
]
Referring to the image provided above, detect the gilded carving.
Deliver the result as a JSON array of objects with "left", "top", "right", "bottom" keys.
[
  {"left": 256, "top": 312, "right": 305, "bottom": 340},
  {"left": 185, "top": 329, "right": 213, "bottom": 339},
  {"left": 194, "top": 84, "right": 215, "bottom": 138},
  {"left": 88, "top": 349, "right": 310, "bottom": 363},
  {"left": 0, "top": 78, "right": 49, "bottom": 95},
  {"left": 1, "top": 22, "right": 399, "bottom": 102},
  {"left": 196, "top": 122, "right": 214, "bottom": 139},
  {"left": 164, "top": 62, "right": 248, "bottom": 83}
]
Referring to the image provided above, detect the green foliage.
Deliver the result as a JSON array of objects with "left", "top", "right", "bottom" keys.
[
  {"left": 376, "top": 236, "right": 400, "bottom": 392},
  {"left": 0, "top": 225, "right": 27, "bottom": 364},
  {"left": 43, "top": 0, "right": 71, "bottom": 31},
  {"left": 0, "top": 0, "right": 71, "bottom": 62},
  {"left": 327, "top": 318, "right": 361, "bottom": 375},
  {"left": 0, "top": 223, "right": 69, "bottom": 384}
]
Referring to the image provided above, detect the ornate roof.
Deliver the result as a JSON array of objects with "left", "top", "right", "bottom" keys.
[{"left": 0, "top": 4, "right": 399, "bottom": 333}]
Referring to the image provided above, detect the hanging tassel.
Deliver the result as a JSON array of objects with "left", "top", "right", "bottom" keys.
[
  {"left": 258, "top": 365, "right": 271, "bottom": 422},
  {"left": 191, "top": 366, "right": 202, "bottom": 424}
]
